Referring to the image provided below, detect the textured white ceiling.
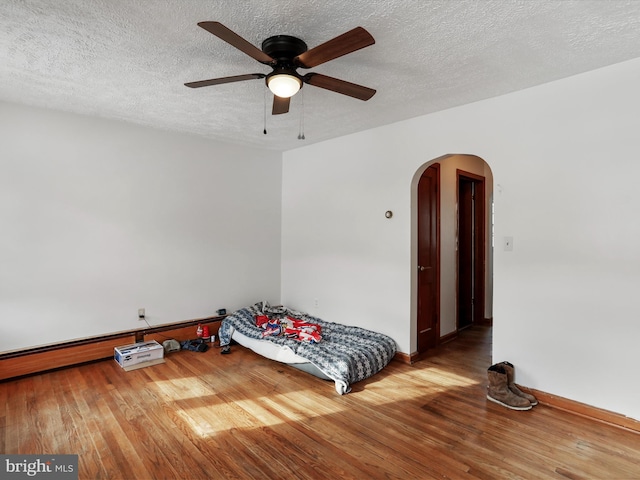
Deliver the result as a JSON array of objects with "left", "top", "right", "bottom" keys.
[{"left": 1, "top": 0, "right": 640, "bottom": 151}]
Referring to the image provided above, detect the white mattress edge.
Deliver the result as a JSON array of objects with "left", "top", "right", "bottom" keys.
[
  {"left": 231, "top": 329, "right": 309, "bottom": 364},
  {"left": 230, "top": 328, "right": 351, "bottom": 394}
]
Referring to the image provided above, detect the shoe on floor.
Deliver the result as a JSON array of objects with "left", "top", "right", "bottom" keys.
[{"left": 487, "top": 363, "right": 532, "bottom": 411}]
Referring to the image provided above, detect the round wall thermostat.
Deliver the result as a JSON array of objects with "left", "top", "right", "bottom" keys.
[{"left": 385, "top": 211, "right": 393, "bottom": 219}]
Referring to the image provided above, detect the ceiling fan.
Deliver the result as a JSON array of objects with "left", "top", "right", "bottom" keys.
[{"left": 185, "top": 22, "right": 376, "bottom": 115}]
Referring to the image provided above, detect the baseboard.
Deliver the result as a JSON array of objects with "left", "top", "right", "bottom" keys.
[
  {"left": 0, "top": 316, "right": 225, "bottom": 381},
  {"left": 393, "top": 351, "right": 412, "bottom": 364},
  {"left": 395, "top": 331, "right": 461, "bottom": 365},
  {"left": 522, "top": 386, "right": 640, "bottom": 434},
  {"left": 439, "top": 331, "right": 458, "bottom": 344}
]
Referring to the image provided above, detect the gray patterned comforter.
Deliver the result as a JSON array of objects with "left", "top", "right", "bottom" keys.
[{"left": 218, "top": 302, "right": 397, "bottom": 394}]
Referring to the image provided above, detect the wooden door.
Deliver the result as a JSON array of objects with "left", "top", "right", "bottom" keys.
[
  {"left": 457, "top": 171, "right": 485, "bottom": 330},
  {"left": 417, "top": 164, "right": 440, "bottom": 352},
  {"left": 458, "top": 177, "right": 474, "bottom": 329}
]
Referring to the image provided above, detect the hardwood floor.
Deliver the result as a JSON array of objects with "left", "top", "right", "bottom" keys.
[{"left": 2, "top": 326, "right": 640, "bottom": 479}]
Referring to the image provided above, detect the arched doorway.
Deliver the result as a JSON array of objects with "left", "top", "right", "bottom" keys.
[{"left": 411, "top": 154, "right": 494, "bottom": 358}]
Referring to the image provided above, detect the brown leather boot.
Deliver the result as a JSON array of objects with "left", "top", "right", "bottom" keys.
[
  {"left": 487, "top": 364, "right": 532, "bottom": 410},
  {"left": 500, "top": 361, "right": 538, "bottom": 406}
]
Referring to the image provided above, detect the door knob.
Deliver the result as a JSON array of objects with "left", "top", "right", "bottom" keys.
[{"left": 418, "top": 265, "right": 426, "bottom": 272}]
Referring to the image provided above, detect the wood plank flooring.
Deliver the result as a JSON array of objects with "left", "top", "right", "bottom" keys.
[{"left": 2, "top": 326, "right": 640, "bottom": 479}]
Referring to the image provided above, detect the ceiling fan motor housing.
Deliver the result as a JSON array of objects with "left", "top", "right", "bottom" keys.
[
  {"left": 261, "top": 35, "right": 308, "bottom": 62},
  {"left": 262, "top": 35, "right": 308, "bottom": 89}
]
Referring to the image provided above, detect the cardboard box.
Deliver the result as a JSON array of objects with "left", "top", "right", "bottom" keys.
[{"left": 114, "top": 340, "right": 164, "bottom": 368}]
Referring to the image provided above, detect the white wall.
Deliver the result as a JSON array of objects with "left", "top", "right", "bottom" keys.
[
  {"left": 281, "top": 139, "right": 413, "bottom": 348},
  {"left": 0, "top": 102, "right": 282, "bottom": 352},
  {"left": 282, "top": 57, "right": 640, "bottom": 420}
]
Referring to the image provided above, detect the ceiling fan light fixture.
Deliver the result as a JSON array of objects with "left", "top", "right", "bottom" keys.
[{"left": 267, "top": 73, "right": 302, "bottom": 98}]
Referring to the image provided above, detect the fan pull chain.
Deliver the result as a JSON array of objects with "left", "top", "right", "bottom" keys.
[
  {"left": 263, "top": 88, "right": 267, "bottom": 135},
  {"left": 298, "top": 88, "right": 305, "bottom": 140}
]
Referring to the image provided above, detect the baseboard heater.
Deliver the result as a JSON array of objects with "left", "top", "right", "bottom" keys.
[{"left": 0, "top": 315, "right": 225, "bottom": 381}]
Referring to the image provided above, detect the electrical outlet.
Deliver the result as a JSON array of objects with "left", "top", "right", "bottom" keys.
[
  {"left": 138, "top": 308, "right": 145, "bottom": 319},
  {"left": 313, "top": 298, "right": 319, "bottom": 309}
]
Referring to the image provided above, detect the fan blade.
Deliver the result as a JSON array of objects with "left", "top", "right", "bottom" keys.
[
  {"left": 185, "top": 73, "right": 265, "bottom": 88},
  {"left": 294, "top": 27, "right": 374, "bottom": 68},
  {"left": 198, "top": 21, "right": 274, "bottom": 65},
  {"left": 272, "top": 95, "right": 290, "bottom": 115},
  {"left": 303, "top": 73, "right": 376, "bottom": 101}
]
